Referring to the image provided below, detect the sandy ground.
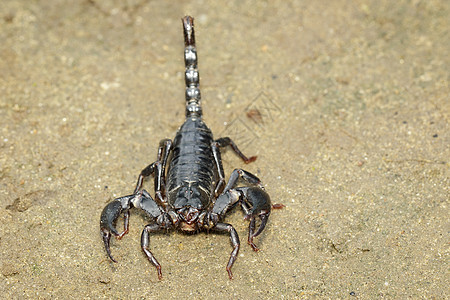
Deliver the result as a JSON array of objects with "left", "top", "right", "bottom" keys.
[{"left": 0, "top": 0, "right": 448, "bottom": 298}]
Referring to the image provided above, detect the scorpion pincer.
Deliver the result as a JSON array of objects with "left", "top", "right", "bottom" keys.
[{"left": 100, "top": 16, "right": 273, "bottom": 280}]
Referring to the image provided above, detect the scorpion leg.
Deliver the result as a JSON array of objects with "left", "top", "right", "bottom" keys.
[
  {"left": 215, "top": 137, "right": 257, "bottom": 164},
  {"left": 141, "top": 223, "right": 164, "bottom": 280},
  {"left": 133, "top": 162, "right": 156, "bottom": 194},
  {"left": 213, "top": 137, "right": 255, "bottom": 196},
  {"left": 100, "top": 194, "right": 135, "bottom": 262},
  {"left": 223, "top": 168, "right": 264, "bottom": 193},
  {"left": 133, "top": 138, "right": 172, "bottom": 204},
  {"left": 133, "top": 189, "right": 171, "bottom": 280},
  {"left": 213, "top": 222, "right": 240, "bottom": 279},
  {"left": 154, "top": 139, "right": 172, "bottom": 202},
  {"left": 211, "top": 141, "right": 226, "bottom": 195},
  {"left": 208, "top": 190, "right": 242, "bottom": 278}
]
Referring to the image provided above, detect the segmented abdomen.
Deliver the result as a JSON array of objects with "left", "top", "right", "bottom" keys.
[{"left": 167, "top": 117, "right": 215, "bottom": 205}]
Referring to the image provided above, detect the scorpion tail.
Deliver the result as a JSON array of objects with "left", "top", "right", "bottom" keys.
[{"left": 182, "top": 16, "right": 202, "bottom": 118}]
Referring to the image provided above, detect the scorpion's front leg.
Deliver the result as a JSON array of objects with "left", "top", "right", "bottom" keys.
[
  {"left": 208, "top": 189, "right": 242, "bottom": 279},
  {"left": 212, "top": 222, "right": 240, "bottom": 279},
  {"left": 137, "top": 190, "right": 173, "bottom": 280},
  {"left": 141, "top": 224, "right": 163, "bottom": 279}
]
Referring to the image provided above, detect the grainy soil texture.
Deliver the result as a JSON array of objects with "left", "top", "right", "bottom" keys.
[{"left": 0, "top": 0, "right": 448, "bottom": 299}]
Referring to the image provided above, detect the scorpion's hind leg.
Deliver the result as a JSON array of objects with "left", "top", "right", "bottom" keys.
[
  {"left": 237, "top": 187, "right": 271, "bottom": 252},
  {"left": 212, "top": 136, "right": 257, "bottom": 196},
  {"left": 100, "top": 194, "right": 134, "bottom": 262},
  {"left": 215, "top": 137, "right": 257, "bottom": 164},
  {"left": 211, "top": 141, "right": 226, "bottom": 195},
  {"left": 133, "top": 139, "right": 172, "bottom": 204},
  {"left": 154, "top": 139, "right": 172, "bottom": 203},
  {"left": 222, "top": 168, "right": 264, "bottom": 193}
]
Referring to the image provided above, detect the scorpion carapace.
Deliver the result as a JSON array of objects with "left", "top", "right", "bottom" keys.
[{"left": 100, "top": 16, "right": 272, "bottom": 280}]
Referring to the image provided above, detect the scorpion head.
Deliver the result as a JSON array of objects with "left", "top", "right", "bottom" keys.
[
  {"left": 173, "top": 185, "right": 207, "bottom": 232},
  {"left": 178, "top": 206, "right": 200, "bottom": 232}
]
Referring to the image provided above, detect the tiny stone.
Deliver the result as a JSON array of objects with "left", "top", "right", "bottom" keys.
[
  {"left": 1, "top": 263, "right": 19, "bottom": 277},
  {"left": 98, "top": 275, "right": 111, "bottom": 284}
]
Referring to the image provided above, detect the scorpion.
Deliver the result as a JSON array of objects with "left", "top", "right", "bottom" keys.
[{"left": 100, "top": 16, "right": 274, "bottom": 280}]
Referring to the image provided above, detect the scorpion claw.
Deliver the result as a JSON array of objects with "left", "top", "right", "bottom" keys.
[
  {"left": 245, "top": 214, "right": 268, "bottom": 252},
  {"left": 101, "top": 228, "right": 117, "bottom": 262},
  {"left": 237, "top": 187, "right": 271, "bottom": 251},
  {"left": 100, "top": 195, "right": 133, "bottom": 262},
  {"left": 252, "top": 213, "right": 269, "bottom": 238}
]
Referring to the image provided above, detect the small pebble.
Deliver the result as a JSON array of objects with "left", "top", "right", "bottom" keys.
[{"left": 1, "top": 263, "right": 19, "bottom": 277}]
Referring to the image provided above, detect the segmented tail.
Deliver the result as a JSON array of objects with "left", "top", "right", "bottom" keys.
[{"left": 183, "top": 16, "right": 202, "bottom": 118}]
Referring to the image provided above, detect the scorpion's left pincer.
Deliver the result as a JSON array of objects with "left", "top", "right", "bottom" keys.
[
  {"left": 212, "top": 184, "right": 272, "bottom": 255},
  {"left": 238, "top": 187, "right": 272, "bottom": 252}
]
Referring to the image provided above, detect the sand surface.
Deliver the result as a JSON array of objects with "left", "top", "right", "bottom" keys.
[{"left": 0, "top": 0, "right": 448, "bottom": 298}]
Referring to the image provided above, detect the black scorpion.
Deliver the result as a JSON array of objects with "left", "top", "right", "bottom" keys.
[{"left": 100, "top": 16, "right": 273, "bottom": 280}]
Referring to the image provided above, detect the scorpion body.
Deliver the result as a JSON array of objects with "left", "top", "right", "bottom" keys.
[{"left": 100, "top": 16, "right": 272, "bottom": 280}]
